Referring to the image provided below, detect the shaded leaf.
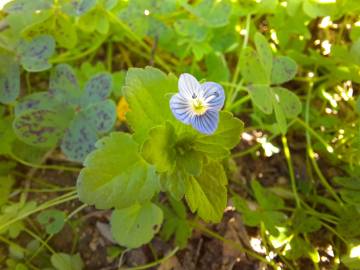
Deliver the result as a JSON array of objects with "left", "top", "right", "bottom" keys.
[
  {"left": 77, "top": 132, "right": 160, "bottom": 209},
  {"left": 248, "top": 84, "right": 273, "bottom": 114},
  {"left": 271, "top": 56, "right": 297, "bottom": 85},
  {"left": 37, "top": 209, "right": 66, "bottom": 234},
  {"left": 0, "top": 55, "right": 20, "bottom": 104},
  {"left": 185, "top": 161, "right": 227, "bottom": 222},
  {"left": 111, "top": 202, "right": 163, "bottom": 248}
]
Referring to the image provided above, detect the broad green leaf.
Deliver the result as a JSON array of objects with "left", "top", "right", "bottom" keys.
[
  {"left": 251, "top": 180, "right": 285, "bottom": 210},
  {"left": 176, "top": 148, "right": 203, "bottom": 176},
  {"left": 161, "top": 198, "right": 192, "bottom": 248},
  {"left": 271, "top": 56, "right": 297, "bottom": 85},
  {"left": 15, "top": 92, "right": 59, "bottom": 115},
  {"left": 161, "top": 170, "right": 189, "bottom": 200},
  {"left": 0, "top": 55, "right": 20, "bottom": 104},
  {"left": 254, "top": 32, "right": 273, "bottom": 80},
  {"left": 232, "top": 195, "right": 262, "bottom": 226},
  {"left": 273, "top": 87, "right": 302, "bottom": 117},
  {"left": 194, "top": 112, "right": 243, "bottom": 159},
  {"left": 111, "top": 202, "right": 163, "bottom": 248},
  {"left": 337, "top": 207, "right": 360, "bottom": 238},
  {"left": 141, "top": 123, "right": 177, "bottom": 173},
  {"left": 292, "top": 209, "right": 322, "bottom": 233},
  {"left": 123, "top": 67, "right": 178, "bottom": 144},
  {"left": 248, "top": 84, "right": 273, "bottom": 114},
  {"left": 37, "top": 209, "right": 66, "bottom": 234},
  {"left": 51, "top": 253, "right": 84, "bottom": 270},
  {"left": 17, "top": 35, "right": 55, "bottom": 72},
  {"left": 185, "top": 161, "right": 227, "bottom": 222},
  {"left": 77, "top": 132, "right": 160, "bottom": 209},
  {"left": 240, "top": 47, "right": 269, "bottom": 84}
]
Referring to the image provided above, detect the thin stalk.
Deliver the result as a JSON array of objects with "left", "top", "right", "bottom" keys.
[
  {"left": 121, "top": 247, "right": 179, "bottom": 270},
  {"left": 0, "top": 191, "right": 78, "bottom": 232},
  {"left": 228, "top": 95, "right": 251, "bottom": 111},
  {"left": 281, "top": 135, "right": 301, "bottom": 207},
  {"left": 10, "top": 153, "right": 81, "bottom": 172},
  {"left": 190, "top": 221, "right": 276, "bottom": 269},
  {"left": 304, "top": 82, "right": 342, "bottom": 204}
]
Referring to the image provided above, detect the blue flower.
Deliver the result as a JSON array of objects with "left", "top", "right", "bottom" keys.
[{"left": 170, "top": 73, "right": 225, "bottom": 135}]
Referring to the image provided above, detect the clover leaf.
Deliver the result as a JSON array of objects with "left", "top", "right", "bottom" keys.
[
  {"left": 13, "top": 64, "right": 116, "bottom": 161},
  {"left": 16, "top": 35, "right": 55, "bottom": 72},
  {"left": 37, "top": 209, "right": 66, "bottom": 234},
  {"left": 241, "top": 32, "right": 301, "bottom": 134},
  {"left": 0, "top": 55, "right": 20, "bottom": 104}
]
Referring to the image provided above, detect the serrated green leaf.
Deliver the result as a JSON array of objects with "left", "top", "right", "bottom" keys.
[
  {"left": 271, "top": 56, "right": 297, "bottom": 84},
  {"left": 0, "top": 55, "right": 20, "bottom": 104},
  {"left": 185, "top": 161, "right": 227, "bottom": 222},
  {"left": 111, "top": 202, "right": 163, "bottom": 248},
  {"left": 123, "top": 67, "right": 178, "bottom": 144},
  {"left": 194, "top": 112, "right": 243, "bottom": 159},
  {"left": 141, "top": 122, "right": 177, "bottom": 173},
  {"left": 248, "top": 84, "right": 273, "bottom": 114},
  {"left": 251, "top": 180, "right": 285, "bottom": 210},
  {"left": 37, "top": 209, "right": 66, "bottom": 235},
  {"left": 77, "top": 132, "right": 160, "bottom": 209}
]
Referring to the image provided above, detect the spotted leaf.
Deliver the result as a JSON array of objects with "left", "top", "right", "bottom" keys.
[
  {"left": 61, "top": 113, "right": 98, "bottom": 162},
  {"left": 81, "top": 73, "right": 112, "bottom": 105},
  {"left": 0, "top": 55, "right": 20, "bottom": 104},
  {"left": 82, "top": 100, "right": 116, "bottom": 133},
  {"left": 17, "top": 35, "right": 55, "bottom": 72},
  {"left": 13, "top": 108, "right": 73, "bottom": 147}
]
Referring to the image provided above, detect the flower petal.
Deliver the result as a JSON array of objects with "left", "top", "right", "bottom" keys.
[
  {"left": 178, "top": 73, "right": 202, "bottom": 99},
  {"left": 201, "top": 82, "right": 225, "bottom": 111},
  {"left": 170, "top": 93, "right": 193, "bottom": 124},
  {"left": 190, "top": 110, "right": 219, "bottom": 135}
]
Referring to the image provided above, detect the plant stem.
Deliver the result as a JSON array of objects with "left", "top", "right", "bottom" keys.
[
  {"left": 281, "top": 135, "right": 301, "bottom": 208},
  {"left": 10, "top": 153, "right": 81, "bottom": 172},
  {"left": 189, "top": 221, "right": 277, "bottom": 269},
  {"left": 121, "top": 247, "right": 179, "bottom": 270}
]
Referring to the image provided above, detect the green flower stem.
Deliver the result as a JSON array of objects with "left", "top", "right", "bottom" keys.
[
  {"left": 65, "top": 203, "right": 88, "bottom": 222},
  {"left": 10, "top": 153, "right": 81, "bottom": 172},
  {"left": 281, "top": 135, "right": 301, "bottom": 208},
  {"left": 24, "top": 228, "right": 57, "bottom": 255},
  {"left": 106, "top": 11, "right": 172, "bottom": 72},
  {"left": 228, "top": 95, "right": 251, "bottom": 111},
  {"left": 189, "top": 221, "right": 277, "bottom": 269},
  {"left": 295, "top": 117, "right": 334, "bottom": 153},
  {"left": 0, "top": 191, "right": 78, "bottom": 232},
  {"left": 304, "top": 82, "right": 343, "bottom": 205},
  {"left": 16, "top": 187, "right": 76, "bottom": 193},
  {"left": 226, "top": 14, "right": 251, "bottom": 109},
  {"left": 123, "top": 247, "right": 179, "bottom": 270},
  {"left": 51, "top": 35, "right": 106, "bottom": 64}
]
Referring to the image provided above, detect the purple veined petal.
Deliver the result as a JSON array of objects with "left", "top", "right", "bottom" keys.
[
  {"left": 190, "top": 110, "right": 219, "bottom": 135},
  {"left": 178, "top": 73, "right": 202, "bottom": 99},
  {"left": 201, "top": 82, "right": 225, "bottom": 111},
  {"left": 170, "top": 93, "right": 193, "bottom": 125}
]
